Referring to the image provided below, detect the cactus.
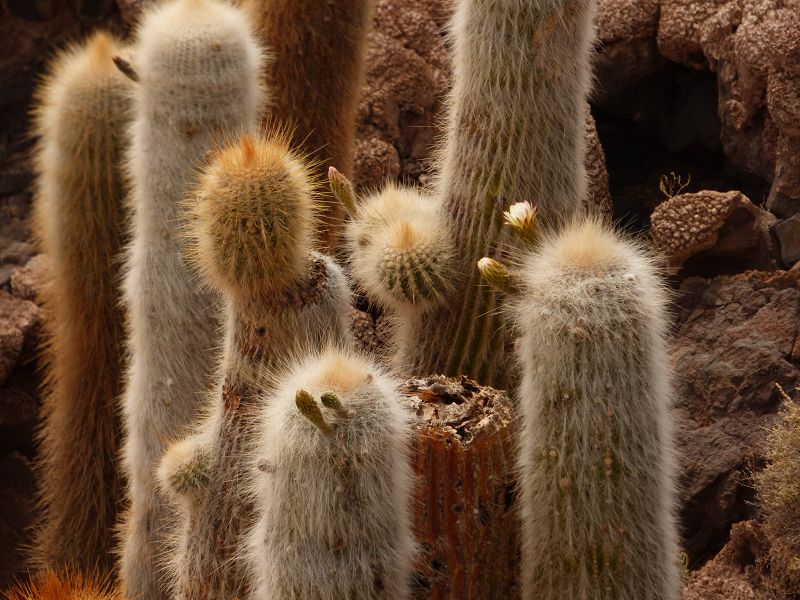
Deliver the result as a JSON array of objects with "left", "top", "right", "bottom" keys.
[
  {"left": 116, "top": 1, "right": 264, "bottom": 597},
  {"left": 3, "top": 571, "right": 121, "bottom": 600},
  {"left": 29, "top": 31, "right": 132, "bottom": 573},
  {"left": 342, "top": 0, "right": 597, "bottom": 387},
  {"left": 513, "top": 218, "right": 680, "bottom": 599},
  {"left": 341, "top": 175, "right": 454, "bottom": 316},
  {"left": 247, "top": 0, "right": 374, "bottom": 249},
  {"left": 157, "top": 133, "right": 353, "bottom": 599},
  {"left": 248, "top": 349, "right": 414, "bottom": 600}
]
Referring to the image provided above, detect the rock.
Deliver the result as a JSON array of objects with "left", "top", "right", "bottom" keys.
[
  {"left": 584, "top": 110, "right": 613, "bottom": 219},
  {"left": 658, "top": 0, "right": 734, "bottom": 69},
  {"left": 682, "top": 521, "right": 771, "bottom": 600},
  {"left": 593, "top": 0, "right": 663, "bottom": 102},
  {"left": 0, "top": 290, "right": 39, "bottom": 386},
  {"left": 0, "top": 453, "right": 36, "bottom": 590},
  {"left": 772, "top": 214, "right": 800, "bottom": 267},
  {"left": 9, "top": 254, "right": 45, "bottom": 302},
  {"left": 672, "top": 270, "right": 800, "bottom": 562},
  {"left": 650, "top": 190, "right": 775, "bottom": 276}
]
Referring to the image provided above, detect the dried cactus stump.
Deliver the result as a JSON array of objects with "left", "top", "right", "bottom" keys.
[{"left": 402, "top": 376, "right": 519, "bottom": 600}]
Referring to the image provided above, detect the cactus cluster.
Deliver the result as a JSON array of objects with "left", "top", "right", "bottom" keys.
[{"left": 24, "top": 0, "right": 681, "bottom": 598}]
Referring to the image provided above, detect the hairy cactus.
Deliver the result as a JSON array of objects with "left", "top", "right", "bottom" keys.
[
  {"left": 29, "top": 31, "right": 132, "bottom": 573},
  {"left": 340, "top": 175, "right": 454, "bottom": 317},
  {"left": 117, "top": 1, "right": 264, "bottom": 597},
  {"left": 513, "top": 219, "right": 680, "bottom": 599},
  {"left": 247, "top": 0, "right": 374, "bottom": 249},
  {"left": 3, "top": 571, "right": 121, "bottom": 600},
  {"left": 343, "top": 0, "right": 597, "bottom": 387},
  {"left": 248, "top": 349, "right": 414, "bottom": 600},
  {"left": 158, "top": 133, "right": 353, "bottom": 599}
]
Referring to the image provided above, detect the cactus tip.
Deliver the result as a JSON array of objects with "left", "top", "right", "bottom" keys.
[
  {"left": 478, "top": 257, "right": 513, "bottom": 293},
  {"left": 112, "top": 55, "right": 139, "bottom": 82},
  {"left": 328, "top": 165, "right": 358, "bottom": 216},
  {"left": 295, "top": 390, "right": 332, "bottom": 435}
]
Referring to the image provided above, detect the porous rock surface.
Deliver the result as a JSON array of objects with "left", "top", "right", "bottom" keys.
[
  {"left": 672, "top": 269, "right": 800, "bottom": 563},
  {"left": 650, "top": 190, "right": 775, "bottom": 275}
]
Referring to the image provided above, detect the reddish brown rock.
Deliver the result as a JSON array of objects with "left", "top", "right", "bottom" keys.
[
  {"left": 672, "top": 270, "right": 800, "bottom": 561},
  {"left": 682, "top": 521, "right": 771, "bottom": 600},
  {"left": 594, "top": 0, "right": 663, "bottom": 101},
  {"left": 0, "top": 291, "right": 39, "bottom": 387},
  {"left": 651, "top": 190, "right": 775, "bottom": 276},
  {"left": 658, "top": 0, "right": 734, "bottom": 69},
  {"left": 9, "top": 254, "right": 45, "bottom": 303},
  {"left": 0, "top": 452, "right": 36, "bottom": 590}
]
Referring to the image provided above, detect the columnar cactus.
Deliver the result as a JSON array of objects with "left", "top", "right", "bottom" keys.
[
  {"left": 249, "top": 0, "right": 374, "bottom": 249},
  {"left": 157, "top": 133, "right": 353, "bottom": 599},
  {"left": 343, "top": 0, "right": 597, "bottom": 387},
  {"left": 514, "top": 219, "right": 680, "bottom": 599},
  {"left": 30, "top": 31, "right": 132, "bottom": 573},
  {"left": 117, "top": 1, "right": 263, "bottom": 597},
  {"left": 248, "top": 349, "right": 414, "bottom": 600}
]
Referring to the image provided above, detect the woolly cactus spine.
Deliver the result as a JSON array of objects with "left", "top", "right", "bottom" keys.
[
  {"left": 514, "top": 219, "right": 680, "bottom": 600},
  {"left": 347, "top": 0, "right": 598, "bottom": 387},
  {"left": 158, "top": 133, "right": 353, "bottom": 599},
  {"left": 117, "top": 1, "right": 263, "bottom": 597},
  {"left": 249, "top": 349, "right": 414, "bottom": 600},
  {"left": 3, "top": 571, "right": 122, "bottom": 600},
  {"left": 30, "top": 31, "right": 132, "bottom": 573},
  {"left": 249, "top": 0, "right": 374, "bottom": 249}
]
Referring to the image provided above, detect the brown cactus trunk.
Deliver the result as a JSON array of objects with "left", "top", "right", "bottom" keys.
[{"left": 402, "top": 376, "right": 520, "bottom": 599}]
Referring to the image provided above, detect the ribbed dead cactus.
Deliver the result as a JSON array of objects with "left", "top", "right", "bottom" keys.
[
  {"left": 30, "top": 31, "right": 132, "bottom": 574},
  {"left": 158, "top": 132, "right": 353, "bottom": 599}
]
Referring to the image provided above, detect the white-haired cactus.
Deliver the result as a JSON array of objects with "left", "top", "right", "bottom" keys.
[
  {"left": 513, "top": 219, "right": 680, "bottom": 599},
  {"left": 117, "top": 0, "right": 264, "bottom": 597},
  {"left": 30, "top": 31, "right": 132, "bottom": 573},
  {"left": 342, "top": 0, "right": 597, "bottom": 387},
  {"left": 157, "top": 133, "right": 353, "bottom": 599},
  {"left": 248, "top": 0, "right": 374, "bottom": 249},
  {"left": 248, "top": 349, "right": 414, "bottom": 600}
]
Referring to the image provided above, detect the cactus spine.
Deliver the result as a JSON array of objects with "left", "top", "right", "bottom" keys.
[
  {"left": 117, "top": 1, "right": 263, "bottom": 597},
  {"left": 514, "top": 219, "right": 680, "bottom": 599},
  {"left": 3, "top": 571, "right": 122, "bottom": 600},
  {"left": 345, "top": 0, "right": 597, "bottom": 387},
  {"left": 249, "top": 0, "right": 374, "bottom": 249},
  {"left": 158, "top": 133, "right": 353, "bottom": 599},
  {"left": 248, "top": 349, "right": 414, "bottom": 600},
  {"left": 30, "top": 32, "right": 132, "bottom": 573}
]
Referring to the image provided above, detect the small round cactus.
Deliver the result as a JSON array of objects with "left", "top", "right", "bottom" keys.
[
  {"left": 3, "top": 571, "right": 122, "bottom": 600},
  {"left": 249, "top": 349, "right": 415, "bottom": 600},
  {"left": 345, "top": 182, "right": 454, "bottom": 313},
  {"left": 188, "top": 132, "right": 315, "bottom": 300}
]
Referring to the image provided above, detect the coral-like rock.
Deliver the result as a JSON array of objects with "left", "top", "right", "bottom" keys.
[
  {"left": 672, "top": 270, "right": 800, "bottom": 561},
  {"left": 0, "top": 290, "right": 38, "bottom": 386},
  {"left": 651, "top": 190, "right": 775, "bottom": 275},
  {"left": 658, "top": 0, "right": 734, "bottom": 69}
]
